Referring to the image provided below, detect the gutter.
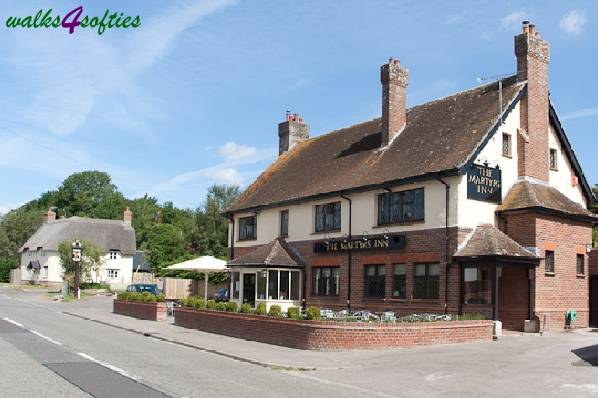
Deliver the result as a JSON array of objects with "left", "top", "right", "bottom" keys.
[
  {"left": 340, "top": 194, "right": 352, "bottom": 312},
  {"left": 436, "top": 178, "right": 450, "bottom": 314}
]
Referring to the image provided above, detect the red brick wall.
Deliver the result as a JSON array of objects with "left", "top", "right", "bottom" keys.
[
  {"left": 497, "top": 267, "right": 530, "bottom": 330},
  {"left": 174, "top": 307, "right": 493, "bottom": 350},
  {"left": 113, "top": 300, "right": 167, "bottom": 321}
]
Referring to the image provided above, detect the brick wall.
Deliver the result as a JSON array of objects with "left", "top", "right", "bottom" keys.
[
  {"left": 174, "top": 307, "right": 493, "bottom": 350},
  {"left": 113, "top": 300, "right": 167, "bottom": 321}
]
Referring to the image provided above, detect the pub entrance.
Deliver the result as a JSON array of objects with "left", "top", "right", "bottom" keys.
[
  {"left": 243, "top": 273, "right": 256, "bottom": 307},
  {"left": 590, "top": 276, "right": 598, "bottom": 327}
]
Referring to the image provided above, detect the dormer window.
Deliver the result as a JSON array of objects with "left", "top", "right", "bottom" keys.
[
  {"left": 549, "top": 148, "right": 558, "bottom": 171},
  {"left": 109, "top": 250, "right": 119, "bottom": 260}
]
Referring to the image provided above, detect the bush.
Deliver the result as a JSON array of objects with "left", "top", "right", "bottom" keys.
[
  {"left": 255, "top": 303, "right": 267, "bottom": 315},
  {"left": 268, "top": 304, "right": 282, "bottom": 317},
  {"left": 117, "top": 291, "right": 163, "bottom": 303},
  {"left": 305, "top": 306, "right": 321, "bottom": 321},
  {"left": 80, "top": 282, "right": 110, "bottom": 290},
  {"left": 225, "top": 301, "right": 238, "bottom": 312},
  {"left": 287, "top": 306, "right": 301, "bottom": 320},
  {"left": 206, "top": 299, "right": 217, "bottom": 310},
  {"left": 215, "top": 302, "right": 227, "bottom": 311},
  {"left": 239, "top": 303, "right": 252, "bottom": 313},
  {"left": 194, "top": 298, "right": 206, "bottom": 309},
  {"left": 155, "top": 294, "right": 166, "bottom": 302},
  {"left": 141, "top": 291, "right": 156, "bottom": 302}
]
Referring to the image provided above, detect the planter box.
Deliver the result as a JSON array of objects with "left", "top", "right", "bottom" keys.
[
  {"left": 174, "top": 307, "right": 493, "bottom": 350},
  {"left": 113, "top": 300, "right": 167, "bottom": 321}
]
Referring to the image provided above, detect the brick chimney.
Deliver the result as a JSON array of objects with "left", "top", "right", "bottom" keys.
[
  {"left": 123, "top": 207, "right": 132, "bottom": 225},
  {"left": 381, "top": 58, "right": 409, "bottom": 147},
  {"left": 278, "top": 112, "right": 309, "bottom": 155},
  {"left": 515, "top": 21, "right": 550, "bottom": 181},
  {"left": 43, "top": 208, "right": 56, "bottom": 223}
]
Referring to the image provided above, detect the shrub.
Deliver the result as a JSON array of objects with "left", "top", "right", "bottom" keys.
[
  {"left": 141, "top": 292, "right": 156, "bottom": 302},
  {"left": 268, "top": 304, "right": 282, "bottom": 317},
  {"left": 206, "top": 299, "right": 217, "bottom": 310},
  {"left": 215, "top": 302, "right": 227, "bottom": 311},
  {"left": 287, "top": 306, "right": 301, "bottom": 320},
  {"left": 255, "top": 303, "right": 267, "bottom": 315},
  {"left": 225, "top": 301, "right": 238, "bottom": 312},
  {"left": 155, "top": 294, "right": 166, "bottom": 302},
  {"left": 305, "top": 306, "right": 321, "bottom": 321},
  {"left": 240, "top": 303, "right": 252, "bottom": 313},
  {"left": 80, "top": 282, "right": 110, "bottom": 290},
  {"left": 194, "top": 298, "right": 206, "bottom": 309}
]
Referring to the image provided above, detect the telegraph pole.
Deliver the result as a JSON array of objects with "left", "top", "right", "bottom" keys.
[{"left": 72, "top": 240, "right": 83, "bottom": 300}]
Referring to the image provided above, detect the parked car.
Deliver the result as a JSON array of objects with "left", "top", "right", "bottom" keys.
[
  {"left": 214, "top": 288, "right": 229, "bottom": 302},
  {"left": 126, "top": 284, "right": 162, "bottom": 295}
]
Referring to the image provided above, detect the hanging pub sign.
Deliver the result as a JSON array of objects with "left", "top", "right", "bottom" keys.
[
  {"left": 467, "top": 163, "right": 502, "bottom": 203},
  {"left": 313, "top": 234, "right": 405, "bottom": 254}
]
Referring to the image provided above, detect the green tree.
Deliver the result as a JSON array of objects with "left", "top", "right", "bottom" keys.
[
  {"left": 127, "top": 195, "right": 160, "bottom": 248},
  {"left": 146, "top": 224, "right": 186, "bottom": 270},
  {"left": 58, "top": 240, "right": 105, "bottom": 280}
]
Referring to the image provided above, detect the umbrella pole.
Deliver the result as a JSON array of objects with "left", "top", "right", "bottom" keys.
[{"left": 204, "top": 272, "right": 208, "bottom": 301}]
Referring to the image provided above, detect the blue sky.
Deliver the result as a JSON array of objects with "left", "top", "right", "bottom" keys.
[{"left": 0, "top": 0, "right": 596, "bottom": 212}]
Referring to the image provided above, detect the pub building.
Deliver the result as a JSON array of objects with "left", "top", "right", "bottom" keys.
[{"left": 225, "top": 22, "right": 597, "bottom": 331}]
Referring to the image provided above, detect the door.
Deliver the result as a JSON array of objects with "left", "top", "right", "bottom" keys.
[
  {"left": 242, "top": 273, "right": 256, "bottom": 307},
  {"left": 591, "top": 276, "right": 598, "bottom": 327}
]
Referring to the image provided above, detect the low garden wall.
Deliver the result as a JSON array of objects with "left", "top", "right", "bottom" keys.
[
  {"left": 113, "top": 300, "right": 167, "bottom": 322},
  {"left": 174, "top": 307, "right": 493, "bottom": 350}
]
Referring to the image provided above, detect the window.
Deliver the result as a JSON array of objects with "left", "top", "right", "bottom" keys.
[
  {"left": 107, "top": 269, "right": 119, "bottom": 279},
  {"left": 545, "top": 250, "right": 555, "bottom": 273},
  {"left": 392, "top": 264, "right": 406, "bottom": 299},
  {"left": 268, "top": 270, "right": 278, "bottom": 300},
  {"left": 257, "top": 271, "right": 267, "bottom": 300},
  {"left": 315, "top": 202, "right": 341, "bottom": 232},
  {"left": 549, "top": 148, "right": 558, "bottom": 170},
  {"left": 463, "top": 267, "right": 491, "bottom": 304},
  {"left": 280, "top": 210, "right": 289, "bottom": 237},
  {"left": 232, "top": 272, "right": 240, "bottom": 299},
  {"left": 502, "top": 133, "right": 512, "bottom": 157},
  {"left": 312, "top": 267, "right": 340, "bottom": 296},
  {"left": 239, "top": 216, "right": 257, "bottom": 241},
  {"left": 364, "top": 265, "right": 385, "bottom": 298},
  {"left": 378, "top": 188, "right": 424, "bottom": 225},
  {"left": 41, "top": 266, "right": 48, "bottom": 278},
  {"left": 109, "top": 250, "right": 119, "bottom": 260},
  {"left": 290, "top": 271, "right": 300, "bottom": 300},
  {"left": 414, "top": 263, "right": 440, "bottom": 299},
  {"left": 577, "top": 254, "right": 585, "bottom": 275}
]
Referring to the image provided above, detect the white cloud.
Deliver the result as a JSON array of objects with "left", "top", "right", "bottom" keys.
[
  {"left": 445, "top": 13, "right": 465, "bottom": 26},
  {"left": 205, "top": 167, "right": 243, "bottom": 185},
  {"left": 501, "top": 11, "right": 527, "bottom": 31},
  {"left": 560, "top": 10, "right": 587, "bottom": 36},
  {"left": 561, "top": 107, "right": 598, "bottom": 121},
  {"left": 219, "top": 142, "right": 258, "bottom": 161}
]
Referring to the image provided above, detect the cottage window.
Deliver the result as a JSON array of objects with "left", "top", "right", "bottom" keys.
[
  {"left": 364, "top": 265, "right": 385, "bottom": 298},
  {"left": 107, "top": 269, "right": 119, "bottom": 279},
  {"left": 545, "top": 251, "right": 555, "bottom": 273},
  {"left": 392, "top": 264, "right": 406, "bottom": 299},
  {"left": 280, "top": 210, "right": 289, "bottom": 237},
  {"left": 463, "top": 267, "right": 491, "bottom": 304},
  {"left": 414, "top": 263, "right": 440, "bottom": 299},
  {"left": 502, "top": 133, "right": 512, "bottom": 157},
  {"left": 378, "top": 188, "right": 424, "bottom": 225},
  {"left": 41, "top": 266, "right": 48, "bottom": 278},
  {"left": 576, "top": 254, "right": 584, "bottom": 275},
  {"left": 109, "top": 250, "right": 119, "bottom": 260},
  {"left": 312, "top": 267, "right": 340, "bottom": 296},
  {"left": 549, "top": 148, "right": 558, "bottom": 171},
  {"left": 239, "top": 216, "right": 257, "bottom": 241},
  {"left": 315, "top": 202, "right": 341, "bottom": 232}
]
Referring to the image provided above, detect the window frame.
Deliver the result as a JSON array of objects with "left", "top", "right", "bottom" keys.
[
  {"left": 549, "top": 148, "right": 558, "bottom": 171},
  {"left": 377, "top": 188, "right": 425, "bottom": 226},
  {"left": 238, "top": 215, "right": 257, "bottom": 241},
  {"left": 392, "top": 264, "right": 407, "bottom": 299},
  {"left": 502, "top": 133, "right": 512, "bottom": 157},
  {"left": 109, "top": 250, "right": 119, "bottom": 260},
  {"left": 545, "top": 250, "right": 555, "bottom": 274},
  {"left": 364, "top": 264, "right": 386, "bottom": 298},
  {"left": 311, "top": 266, "right": 340, "bottom": 296},
  {"left": 314, "top": 202, "right": 341, "bottom": 233},
  {"left": 576, "top": 254, "right": 585, "bottom": 276},
  {"left": 413, "top": 263, "right": 440, "bottom": 300},
  {"left": 280, "top": 210, "right": 289, "bottom": 237},
  {"left": 107, "top": 269, "right": 119, "bottom": 279}
]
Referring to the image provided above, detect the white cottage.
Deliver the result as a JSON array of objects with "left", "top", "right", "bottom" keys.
[{"left": 19, "top": 208, "right": 136, "bottom": 290}]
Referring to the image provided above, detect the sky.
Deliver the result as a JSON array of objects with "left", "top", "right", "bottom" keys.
[{"left": 0, "top": 0, "right": 597, "bottom": 213}]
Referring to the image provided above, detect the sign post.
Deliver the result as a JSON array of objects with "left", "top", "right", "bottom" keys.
[{"left": 72, "top": 240, "right": 83, "bottom": 300}]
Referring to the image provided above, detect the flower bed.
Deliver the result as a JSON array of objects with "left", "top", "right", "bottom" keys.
[
  {"left": 113, "top": 292, "right": 167, "bottom": 321},
  {"left": 174, "top": 306, "right": 493, "bottom": 350}
]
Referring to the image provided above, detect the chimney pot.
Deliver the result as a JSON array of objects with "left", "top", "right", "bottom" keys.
[
  {"left": 43, "top": 208, "right": 56, "bottom": 223},
  {"left": 123, "top": 207, "right": 133, "bottom": 224},
  {"left": 278, "top": 112, "right": 309, "bottom": 155}
]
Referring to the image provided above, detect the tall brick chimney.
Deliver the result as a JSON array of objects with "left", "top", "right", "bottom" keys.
[
  {"left": 278, "top": 112, "right": 309, "bottom": 155},
  {"left": 381, "top": 58, "right": 409, "bottom": 147},
  {"left": 515, "top": 21, "right": 550, "bottom": 181},
  {"left": 43, "top": 208, "right": 56, "bottom": 224},
  {"left": 123, "top": 207, "right": 132, "bottom": 225}
]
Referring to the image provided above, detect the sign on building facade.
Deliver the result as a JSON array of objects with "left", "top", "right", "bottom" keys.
[{"left": 467, "top": 164, "right": 502, "bottom": 203}]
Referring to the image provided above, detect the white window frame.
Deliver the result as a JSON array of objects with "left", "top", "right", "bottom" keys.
[{"left": 107, "top": 269, "right": 119, "bottom": 279}]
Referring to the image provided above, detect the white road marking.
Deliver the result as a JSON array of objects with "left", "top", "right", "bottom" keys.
[
  {"left": 29, "top": 330, "right": 63, "bottom": 346},
  {"left": 2, "top": 317, "right": 24, "bottom": 327},
  {"left": 77, "top": 352, "right": 141, "bottom": 381}
]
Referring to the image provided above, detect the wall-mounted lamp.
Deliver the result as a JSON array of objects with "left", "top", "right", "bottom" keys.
[{"left": 361, "top": 231, "right": 369, "bottom": 242}]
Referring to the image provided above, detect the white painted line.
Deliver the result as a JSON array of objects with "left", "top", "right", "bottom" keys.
[
  {"left": 29, "top": 330, "right": 63, "bottom": 346},
  {"left": 2, "top": 317, "right": 24, "bottom": 327},
  {"left": 77, "top": 352, "right": 141, "bottom": 381}
]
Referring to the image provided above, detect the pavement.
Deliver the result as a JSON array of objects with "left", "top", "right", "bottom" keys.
[{"left": 1, "top": 288, "right": 597, "bottom": 397}]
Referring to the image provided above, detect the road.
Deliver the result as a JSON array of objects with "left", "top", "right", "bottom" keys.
[{"left": 1, "top": 288, "right": 597, "bottom": 397}]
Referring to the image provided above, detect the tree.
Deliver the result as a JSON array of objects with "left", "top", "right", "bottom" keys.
[
  {"left": 127, "top": 195, "right": 160, "bottom": 248},
  {"left": 54, "top": 171, "right": 126, "bottom": 219},
  {"left": 58, "top": 240, "right": 105, "bottom": 281},
  {"left": 145, "top": 224, "right": 186, "bottom": 271}
]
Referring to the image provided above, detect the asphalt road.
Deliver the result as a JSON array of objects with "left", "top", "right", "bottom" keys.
[{"left": 1, "top": 289, "right": 597, "bottom": 398}]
